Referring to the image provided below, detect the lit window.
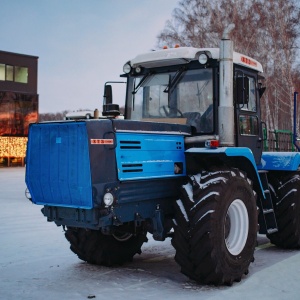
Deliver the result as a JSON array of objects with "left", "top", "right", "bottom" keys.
[
  {"left": 6, "top": 65, "right": 13, "bottom": 81},
  {"left": 15, "top": 66, "right": 28, "bottom": 83},
  {"left": 0, "top": 64, "right": 4, "bottom": 80}
]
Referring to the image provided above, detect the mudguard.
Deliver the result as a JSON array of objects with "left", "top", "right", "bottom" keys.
[
  {"left": 185, "top": 147, "right": 265, "bottom": 198},
  {"left": 257, "top": 152, "right": 300, "bottom": 171}
]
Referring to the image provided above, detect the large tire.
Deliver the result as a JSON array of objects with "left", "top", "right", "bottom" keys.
[
  {"left": 65, "top": 226, "right": 148, "bottom": 266},
  {"left": 172, "top": 168, "right": 258, "bottom": 285},
  {"left": 268, "top": 173, "right": 300, "bottom": 248}
]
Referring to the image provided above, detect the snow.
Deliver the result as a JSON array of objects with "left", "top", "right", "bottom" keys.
[
  {"left": 260, "top": 152, "right": 300, "bottom": 170},
  {"left": 2, "top": 168, "right": 300, "bottom": 299},
  {"left": 192, "top": 173, "right": 202, "bottom": 183},
  {"left": 116, "top": 129, "right": 190, "bottom": 136},
  {"left": 193, "top": 172, "right": 228, "bottom": 188},
  {"left": 176, "top": 199, "right": 189, "bottom": 222},
  {"left": 201, "top": 176, "right": 227, "bottom": 187},
  {"left": 277, "top": 189, "right": 297, "bottom": 206},
  {"left": 182, "top": 182, "right": 194, "bottom": 203},
  {"left": 279, "top": 174, "right": 300, "bottom": 190},
  {"left": 191, "top": 192, "right": 219, "bottom": 211},
  {"left": 195, "top": 210, "right": 214, "bottom": 225},
  {"left": 260, "top": 158, "right": 267, "bottom": 168}
]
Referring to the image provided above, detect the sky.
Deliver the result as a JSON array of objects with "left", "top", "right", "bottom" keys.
[{"left": 1, "top": 0, "right": 179, "bottom": 113}]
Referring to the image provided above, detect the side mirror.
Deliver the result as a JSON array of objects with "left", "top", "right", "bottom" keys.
[
  {"left": 102, "top": 81, "right": 126, "bottom": 117},
  {"left": 236, "top": 76, "right": 249, "bottom": 105},
  {"left": 104, "top": 84, "right": 113, "bottom": 105}
]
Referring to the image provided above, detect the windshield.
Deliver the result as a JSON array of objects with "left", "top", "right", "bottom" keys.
[{"left": 129, "top": 68, "right": 214, "bottom": 134}]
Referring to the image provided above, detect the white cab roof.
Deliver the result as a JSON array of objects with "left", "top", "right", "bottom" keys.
[{"left": 129, "top": 47, "right": 263, "bottom": 73}]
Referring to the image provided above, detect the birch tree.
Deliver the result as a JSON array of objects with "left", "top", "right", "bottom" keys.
[{"left": 157, "top": 0, "right": 300, "bottom": 131}]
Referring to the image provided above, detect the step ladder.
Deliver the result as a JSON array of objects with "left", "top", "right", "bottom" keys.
[{"left": 258, "top": 170, "right": 278, "bottom": 235}]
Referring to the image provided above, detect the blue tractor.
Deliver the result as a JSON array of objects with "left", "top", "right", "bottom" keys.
[{"left": 25, "top": 25, "right": 300, "bottom": 285}]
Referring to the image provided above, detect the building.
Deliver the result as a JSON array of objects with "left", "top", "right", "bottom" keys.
[{"left": 0, "top": 50, "right": 39, "bottom": 167}]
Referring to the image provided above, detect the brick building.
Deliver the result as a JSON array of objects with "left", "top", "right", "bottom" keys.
[{"left": 0, "top": 50, "right": 39, "bottom": 166}]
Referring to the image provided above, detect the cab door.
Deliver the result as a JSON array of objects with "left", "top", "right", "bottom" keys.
[{"left": 235, "top": 69, "right": 263, "bottom": 164}]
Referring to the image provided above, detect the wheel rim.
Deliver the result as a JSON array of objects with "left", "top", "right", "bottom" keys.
[{"left": 224, "top": 199, "right": 249, "bottom": 256}]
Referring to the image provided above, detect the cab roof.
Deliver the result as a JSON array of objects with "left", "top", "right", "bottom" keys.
[{"left": 129, "top": 47, "right": 263, "bottom": 73}]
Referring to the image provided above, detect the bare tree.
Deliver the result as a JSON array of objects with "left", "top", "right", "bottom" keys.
[
  {"left": 157, "top": 0, "right": 215, "bottom": 48},
  {"left": 39, "top": 110, "right": 70, "bottom": 122},
  {"left": 260, "top": 0, "right": 300, "bottom": 130},
  {"left": 157, "top": 0, "right": 300, "bottom": 131}
]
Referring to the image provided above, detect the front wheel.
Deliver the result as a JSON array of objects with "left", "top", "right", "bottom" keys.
[
  {"left": 65, "top": 226, "right": 148, "bottom": 266},
  {"left": 172, "top": 168, "right": 258, "bottom": 285}
]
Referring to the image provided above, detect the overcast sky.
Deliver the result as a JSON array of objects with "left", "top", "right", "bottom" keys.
[{"left": 1, "top": 0, "right": 179, "bottom": 113}]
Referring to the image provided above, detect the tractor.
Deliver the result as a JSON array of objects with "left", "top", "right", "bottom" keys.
[{"left": 25, "top": 24, "right": 300, "bottom": 285}]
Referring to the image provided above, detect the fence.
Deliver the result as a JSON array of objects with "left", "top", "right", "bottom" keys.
[{"left": 263, "top": 129, "right": 297, "bottom": 152}]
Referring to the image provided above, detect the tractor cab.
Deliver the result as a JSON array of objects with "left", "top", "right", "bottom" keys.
[{"left": 117, "top": 46, "right": 264, "bottom": 163}]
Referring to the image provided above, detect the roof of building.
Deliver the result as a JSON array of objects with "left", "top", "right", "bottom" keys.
[{"left": 0, "top": 50, "right": 38, "bottom": 60}]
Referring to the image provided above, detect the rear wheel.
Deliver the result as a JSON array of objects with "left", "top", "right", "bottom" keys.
[
  {"left": 172, "top": 168, "right": 258, "bottom": 285},
  {"left": 65, "top": 226, "right": 147, "bottom": 266},
  {"left": 268, "top": 173, "right": 300, "bottom": 248}
]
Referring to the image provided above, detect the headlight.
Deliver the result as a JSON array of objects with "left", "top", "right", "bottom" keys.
[
  {"left": 198, "top": 53, "right": 208, "bottom": 64},
  {"left": 103, "top": 192, "right": 114, "bottom": 207},
  {"left": 123, "top": 63, "right": 131, "bottom": 74}
]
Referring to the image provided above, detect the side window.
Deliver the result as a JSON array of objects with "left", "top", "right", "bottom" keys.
[
  {"left": 239, "top": 115, "right": 259, "bottom": 135},
  {"left": 244, "top": 77, "right": 256, "bottom": 111},
  {"left": 235, "top": 73, "right": 257, "bottom": 112}
]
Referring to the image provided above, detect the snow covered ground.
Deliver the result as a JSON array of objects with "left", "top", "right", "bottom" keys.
[{"left": 1, "top": 168, "right": 300, "bottom": 300}]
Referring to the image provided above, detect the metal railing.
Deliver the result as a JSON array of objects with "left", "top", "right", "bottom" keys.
[{"left": 263, "top": 129, "right": 296, "bottom": 152}]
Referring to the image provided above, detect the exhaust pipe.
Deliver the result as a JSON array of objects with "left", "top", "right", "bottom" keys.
[{"left": 218, "top": 24, "right": 235, "bottom": 146}]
